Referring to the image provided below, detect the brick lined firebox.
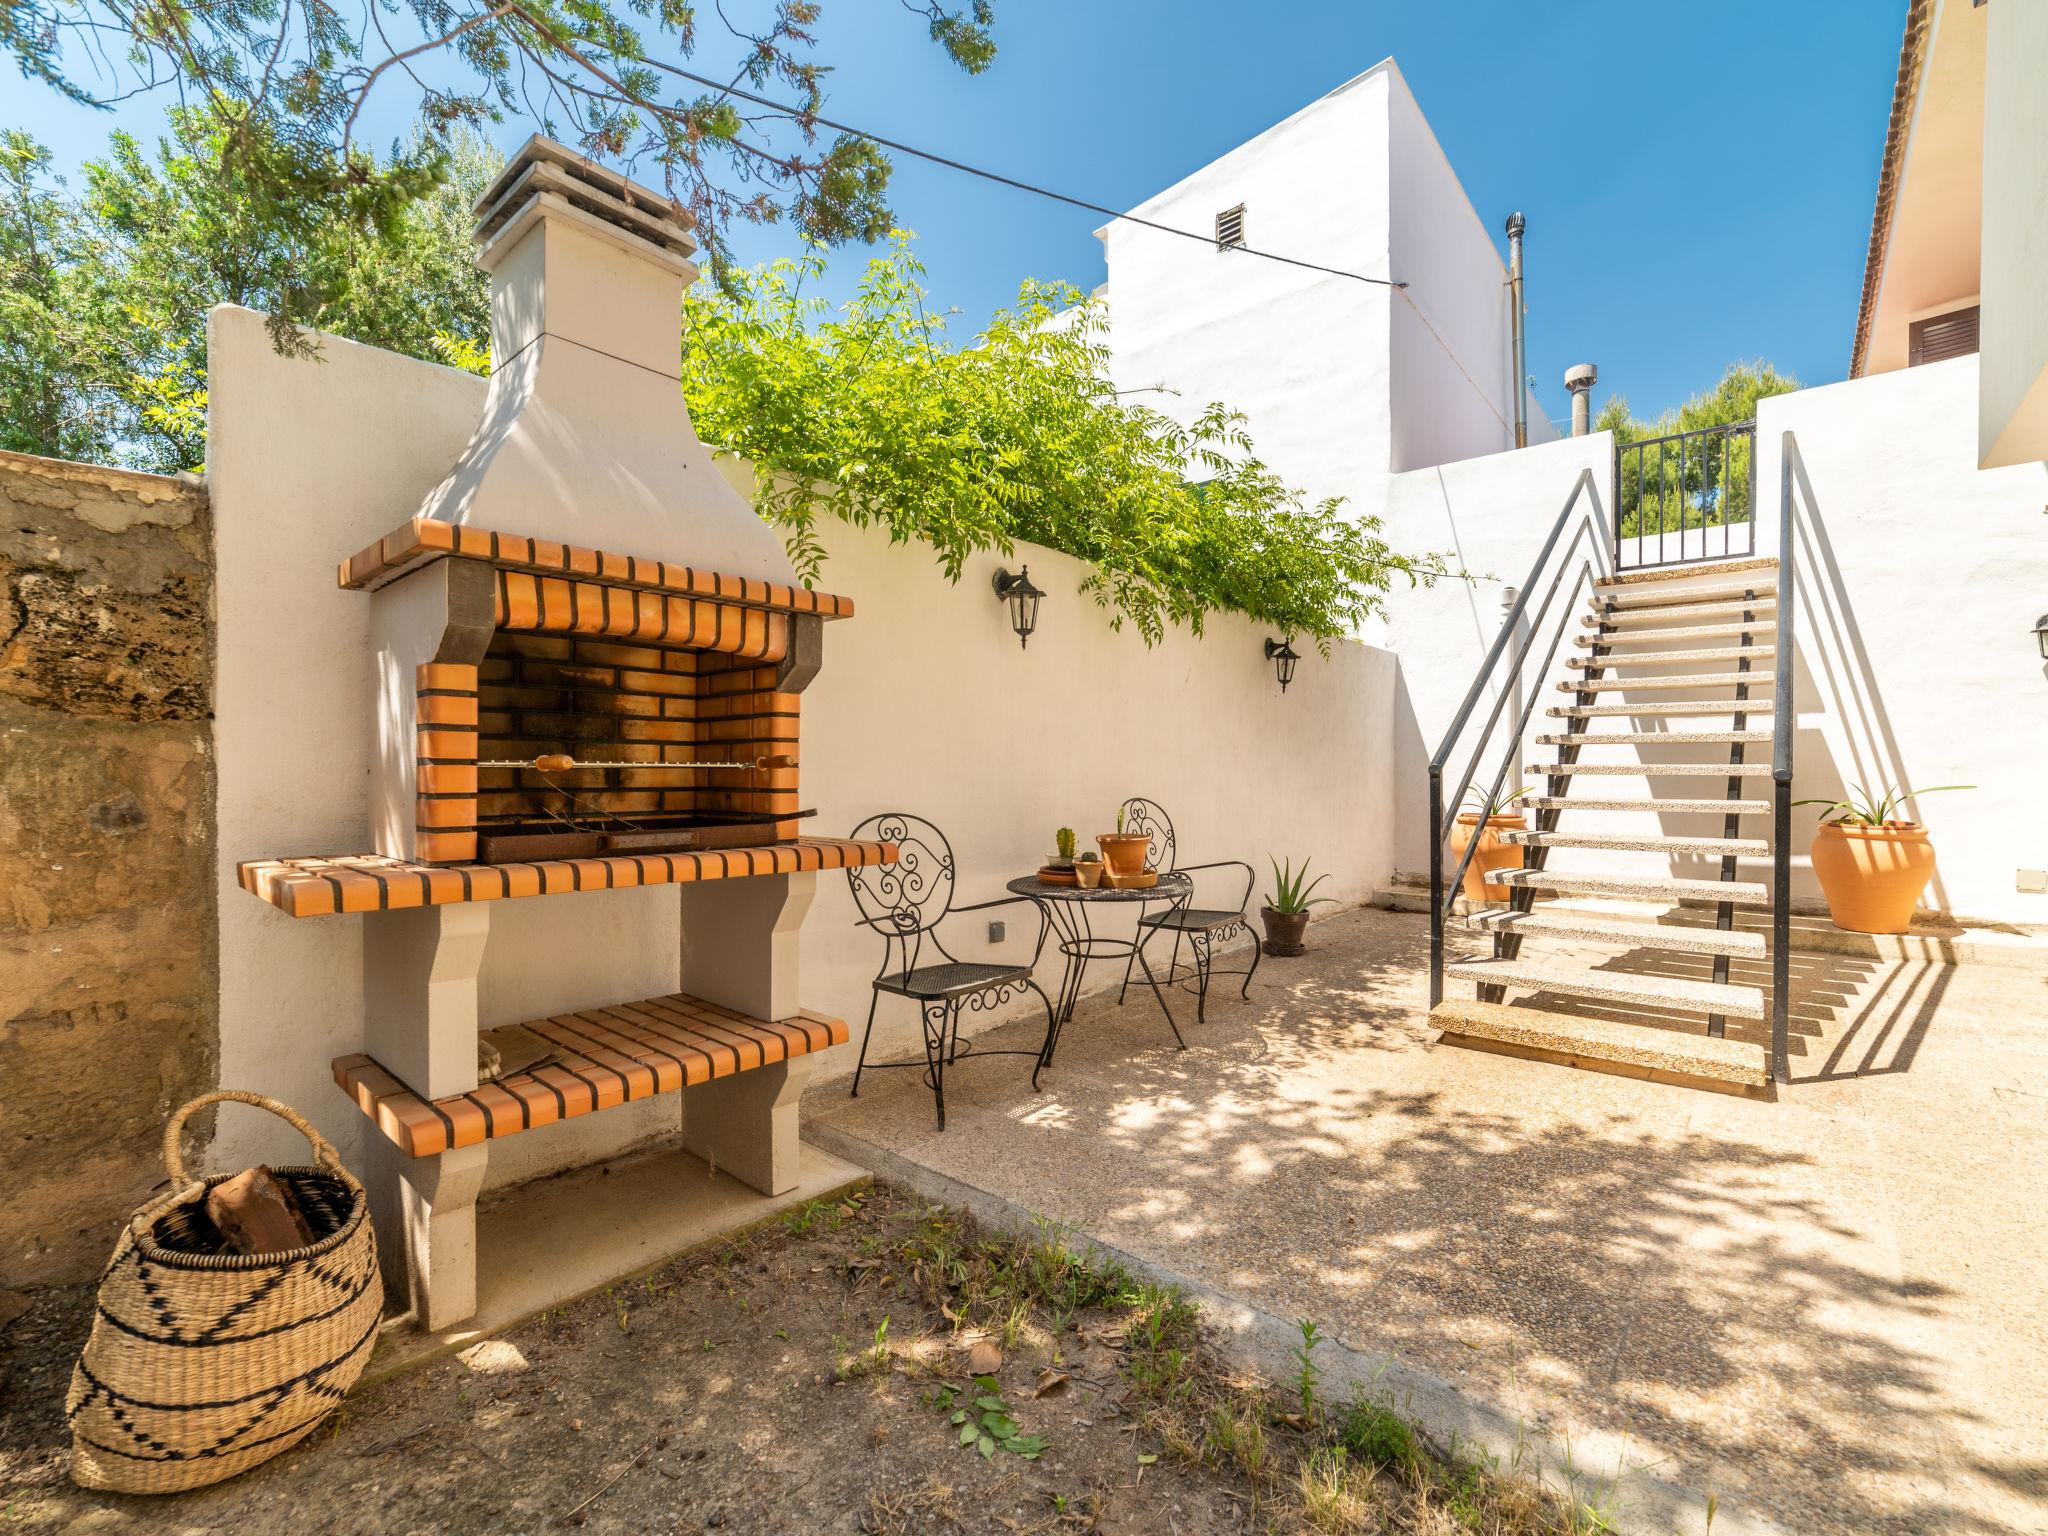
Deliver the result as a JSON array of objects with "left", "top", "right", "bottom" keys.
[{"left": 233, "top": 135, "right": 895, "bottom": 1330}]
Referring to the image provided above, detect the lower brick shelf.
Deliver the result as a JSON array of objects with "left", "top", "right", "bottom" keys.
[
  {"left": 334, "top": 991, "right": 848, "bottom": 1157},
  {"left": 241, "top": 835, "right": 895, "bottom": 918}
]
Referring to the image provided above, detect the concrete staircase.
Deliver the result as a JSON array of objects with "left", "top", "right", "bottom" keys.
[{"left": 1432, "top": 557, "right": 1780, "bottom": 1091}]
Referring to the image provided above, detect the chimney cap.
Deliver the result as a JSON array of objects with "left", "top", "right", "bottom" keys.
[
  {"left": 474, "top": 135, "right": 697, "bottom": 268},
  {"left": 1564, "top": 363, "right": 1597, "bottom": 392},
  {"left": 1504, "top": 211, "right": 1526, "bottom": 237}
]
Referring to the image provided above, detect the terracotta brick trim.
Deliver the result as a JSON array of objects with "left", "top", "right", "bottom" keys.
[
  {"left": 239, "top": 835, "right": 896, "bottom": 918},
  {"left": 492, "top": 570, "right": 790, "bottom": 661},
  {"left": 416, "top": 661, "right": 481, "bottom": 863},
  {"left": 333, "top": 993, "right": 849, "bottom": 1157},
  {"left": 337, "top": 515, "right": 854, "bottom": 618}
]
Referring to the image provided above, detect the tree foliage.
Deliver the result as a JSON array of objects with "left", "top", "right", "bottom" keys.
[
  {"left": 0, "top": 117, "right": 496, "bottom": 470},
  {"left": 4, "top": 0, "right": 993, "bottom": 336},
  {"left": 1596, "top": 360, "right": 1798, "bottom": 538},
  {"left": 682, "top": 236, "right": 1438, "bottom": 645}
]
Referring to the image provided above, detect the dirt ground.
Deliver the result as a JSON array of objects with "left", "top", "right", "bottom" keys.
[{"left": 0, "top": 1184, "right": 1590, "bottom": 1536}]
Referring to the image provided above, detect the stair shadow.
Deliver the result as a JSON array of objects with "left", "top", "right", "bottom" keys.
[{"left": 1504, "top": 941, "right": 1945, "bottom": 1079}]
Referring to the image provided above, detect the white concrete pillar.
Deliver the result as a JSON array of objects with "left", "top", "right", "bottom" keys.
[{"left": 680, "top": 1055, "right": 813, "bottom": 1196}]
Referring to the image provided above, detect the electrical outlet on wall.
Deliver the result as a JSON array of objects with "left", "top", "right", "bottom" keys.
[
  {"left": 988, "top": 920, "right": 1007, "bottom": 943},
  {"left": 2017, "top": 869, "right": 2048, "bottom": 894}
]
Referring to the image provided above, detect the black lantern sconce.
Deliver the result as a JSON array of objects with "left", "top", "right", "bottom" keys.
[
  {"left": 1265, "top": 637, "right": 1300, "bottom": 693},
  {"left": 2035, "top": 613, "right": 2048, "bottom": 661},
  {"left": 992, "top": 566, "right": 1044, "bottom": 649}
]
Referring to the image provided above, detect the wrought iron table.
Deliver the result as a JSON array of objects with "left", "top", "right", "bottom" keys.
[{"left": 1005, "top": 872, "right": 1194, "bottom": 1073}]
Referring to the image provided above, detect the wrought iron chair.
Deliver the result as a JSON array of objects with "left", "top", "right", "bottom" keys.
[
  {"left": 845, "top": 813, "right": 1057, "bottom": 1130},
  {"left": 1115, "top": 798, "right": 1259, "bottom": 1022}
]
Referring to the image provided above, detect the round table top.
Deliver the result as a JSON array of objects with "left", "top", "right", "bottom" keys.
[{"left": 1005, "top": 870, "right": 1192, "bottom": 902}]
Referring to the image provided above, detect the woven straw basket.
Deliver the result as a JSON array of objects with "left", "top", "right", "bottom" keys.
[{"left": 66, "top": 1091, "right": 381, "bottom": 1493}]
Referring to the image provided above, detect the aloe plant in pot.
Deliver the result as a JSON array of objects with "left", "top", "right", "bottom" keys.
[
  {"left": 1794, "top": 781, "right": 1971, "bottom": 934},
  {"left": 1449, "top": 784, "right": 1533, "bottom": 905},
  {"left": 1262, "top": 857, "right": 1336, "bottom": 956}
]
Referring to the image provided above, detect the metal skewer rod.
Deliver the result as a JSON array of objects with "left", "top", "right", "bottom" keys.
[{"left": 478, "top": 752, "right": 797, "bottom": 772}]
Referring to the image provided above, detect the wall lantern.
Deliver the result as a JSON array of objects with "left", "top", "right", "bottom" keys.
[
  {"left": 2035, "top": 613, "right": 2048, "bottom": 660},
  {"left": 992, "top": 566, "right": 1044, "bottom": 649},
  {"left": 1265, "top": 637, "right": 1300, "bottom": 693}
]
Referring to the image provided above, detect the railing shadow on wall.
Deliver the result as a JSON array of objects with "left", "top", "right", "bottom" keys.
[
  {"left": 1426, "top": 469, "right": 1615, "bottom": 1009},
  {"left": 1778, "top": 441, "right": 1952, "bottom": 915}
]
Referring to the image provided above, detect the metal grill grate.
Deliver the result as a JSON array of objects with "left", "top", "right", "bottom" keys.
[{"left": 1214, "top": 204, "right": 1245, "bottom": 250}]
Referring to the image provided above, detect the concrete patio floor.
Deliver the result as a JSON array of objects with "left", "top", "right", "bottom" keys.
[{"left": 806, "top": 905, "right": 2048, "bottom": 1536}]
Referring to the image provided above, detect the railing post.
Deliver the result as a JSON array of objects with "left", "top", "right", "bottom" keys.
[
  {"left": 1429, "top": 768, "right": 1445, "bottom": 1008},
  {"left": 1771, "top": 431, "right": 1797, "bottom": 1085}
]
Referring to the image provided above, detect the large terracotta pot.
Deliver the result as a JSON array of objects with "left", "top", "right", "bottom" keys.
[
  {"left": 1810, "top": 821, "right": 1936, "bottom": 934},
  {"left": 1097, "top": 833, "right": 1152, "bottom": 879},
  {"left": 1448, "top": 813, "right": 1525, "bottom": 904}
]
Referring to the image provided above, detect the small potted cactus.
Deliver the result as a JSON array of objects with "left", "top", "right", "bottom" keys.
[
  {"left": 1096, "top": 804, "right": 1152, "bottom": 879},
  {"left": 1048, "top": 826, "right": 1078, "bottom": 872},
  {"left": 1073, "top": 851, "right": 1105, "bottom": 888}
]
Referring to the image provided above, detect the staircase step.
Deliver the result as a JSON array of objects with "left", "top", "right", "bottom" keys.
[
  {"left": 1570, "top": 646, "right": 1775, "bottom": 669},
  {"left": 1527, "top": 762, "right": 1776, "bottom": 777},
  {"left": 1534, "top": 729, "right": 1773, "bottom": 746},
  {"left": 1576, "top": 623, "right": 1767, "bottom": 647},
  {"left": 1430, "top": 999, "right": 1769, "bottom": 1088},
  {"left": 1464, "top": 908, "right": 1768, "bottom": 958},
  {"left": 1585, "top": 599, "right": 1774, "bottom": 630},
  {"left": 1446, "top": 958, "right": 1766, "bottom": 1019},
  {"left": 1499, "top": 830, "right": 1768, "bottom": 856},
  {"left": 1523, "top": 795, "right": 1771, "bottom": 814},
  {"left": 1600, "top": 581, "right": 1777, "bottom": 612},
  {"left": 1495, "top": 867, "right": 1772, "bottom": 904},
  {"left": 1550, "top": 701, "right": 1760, "bottom": 718},
  {"left": 1561, "top": 672, "right": 1776, "bottom": 693},
  {"left": 1596, "top": 557, "right": 1777, "bottom": 588}
]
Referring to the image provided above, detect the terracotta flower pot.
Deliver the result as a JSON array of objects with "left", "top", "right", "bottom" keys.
[
  {"left": 1810, "top": 821, "right": 1936, "bottom": 934},
  {"left": 1074, "top": 858, "right": 1104, "bottom": 889},
  {"left": 1448, "top": 813, "right": 1525, "bottom": 904},
  {"left": 1261, "top": 906, "right": 1310, "bottom": 956},
  {"left": 1097, "top": 833, "right": 1152, "bottom": 879}
]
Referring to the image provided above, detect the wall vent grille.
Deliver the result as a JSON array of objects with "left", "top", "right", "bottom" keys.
[
  {"left": 1908, "top": 305, "right": 1979, "bottom": 366},
  {"left": 1215, "top": 204, "right": 1246, "bottom": 251}
]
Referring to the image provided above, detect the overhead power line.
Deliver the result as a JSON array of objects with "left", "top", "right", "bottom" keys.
[{"left": 654, "top": 63, "right": 1407, "bottom": 290}]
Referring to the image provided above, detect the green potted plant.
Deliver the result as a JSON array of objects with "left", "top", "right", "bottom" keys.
[
  {"left": 1048, "top": 826, "right": 1077, "bottom": 872},
  {"left": 1262, "top": 857, "right": 1336, "bottom": 955},
  {"left": 1794, "top": 781, "right": 1971, "bottom": 934},
  {"left": 1097, "top": 804, "right": 1151, "bottom": 880},
  {"left": 1449, "top": 784, "right": 1532, "bottom": 905}
]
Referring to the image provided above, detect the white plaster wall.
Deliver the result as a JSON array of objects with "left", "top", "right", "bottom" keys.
[
  {"left": 208, "top": 307, "right": 683, "bottom": 1178},
  {"left": 1757, "top": 360, "right": 2048, "bottom": 922},
  {"left": 1095, "top": 64, "right": 1395, "bottom": 503},
  {"left": 1978, "top": 0, "right": 2048, "bottom": 467},
  {"left": 1385, "top": 67, "right": 1553, "bottom": 471}
]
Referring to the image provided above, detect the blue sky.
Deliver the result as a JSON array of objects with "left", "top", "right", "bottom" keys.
[{"left": 17, "top": 1, "right": 1902, "bottom": 427}]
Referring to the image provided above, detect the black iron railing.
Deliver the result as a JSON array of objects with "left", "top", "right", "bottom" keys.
[
  {"left": 1428, "top": 469, "right": 1605, "bottom": 1010},
  {"left": 1769, "top": 434, "right": 1800, "bottom": 1084},
  {"left": 1614, "top": 421, "right": 1756, "bottom": 571}
]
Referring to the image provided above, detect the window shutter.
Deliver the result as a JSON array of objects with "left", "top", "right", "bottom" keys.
[
  {"left": 1214, "top": 204, "right": 1245, "bottom": 251},
  {"left": 1908, "top": 306, "right": 1980, "bottom": 366}
]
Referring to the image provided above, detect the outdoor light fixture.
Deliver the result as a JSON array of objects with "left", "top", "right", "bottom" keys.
[
  {"left": 1265, "top": 637, "right": 1300, "bottom": 692},
  {"left": 992, "top": 566, "right": 1044, "bottom": 649},
  {"left": 2035, "top": 613, "right": 2048, "bottom": 661}
]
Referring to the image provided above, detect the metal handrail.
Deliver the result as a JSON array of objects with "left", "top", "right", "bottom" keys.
[
  {"left": 1428, "top": 468, "right": 1604, "bottom": 1008},
  {"left": 1771, "top": 434, "right": 1800, "bottom": 1084}
]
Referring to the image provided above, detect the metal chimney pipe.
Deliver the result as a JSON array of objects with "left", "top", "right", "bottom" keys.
[
  {"left": 1564, "top": 362, "right": 1598, "bottom": 436},
  {"left": 1505, "top": 212, "right": 1528, "bottom": 449}
]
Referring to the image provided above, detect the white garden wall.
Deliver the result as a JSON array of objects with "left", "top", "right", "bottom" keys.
[{"left": 205, "top": 305, "right": 1398, "bottom": 1178}]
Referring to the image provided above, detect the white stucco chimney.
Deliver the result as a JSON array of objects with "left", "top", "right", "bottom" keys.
[{"left": 416, "top": 136, "right": 792, "bottom": 582}]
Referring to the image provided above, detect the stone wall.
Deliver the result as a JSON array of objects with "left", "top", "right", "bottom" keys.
[{"left": 0, "top": 449, "right": 217, "bottom": 1288}]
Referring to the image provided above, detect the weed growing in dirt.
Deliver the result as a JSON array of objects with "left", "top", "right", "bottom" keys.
[{"left": 935, "top": 1375, "right": 1048, "bottom": 1461}]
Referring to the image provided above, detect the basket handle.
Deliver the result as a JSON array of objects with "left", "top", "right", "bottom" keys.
[{"left": 162, "top": 1090, "right": 345, "bottom": 1187}]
